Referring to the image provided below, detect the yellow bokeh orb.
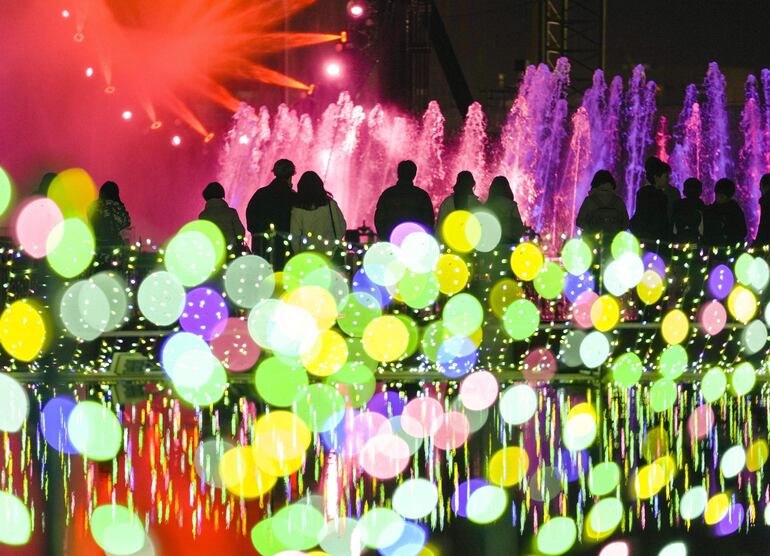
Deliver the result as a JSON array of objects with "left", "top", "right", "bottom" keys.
[
  {"left": 284, "top": 285, "right": 338, "bottom": 330},
  {"left": 0, "top": 299, "right": 48, "bottom": 362},
  {"left": 642, "top": 426, "right": 669, "bottom": 462},
  {"left": 590, "top": 294, "right": 620, "bottom": 332},
  {"left": 362, "top": 315, "right": 410, "bottom": 362},
  {"left": 746, "top": 439, "right": 769, "bottom": 472},
  {"left": 704, "top": 492, "right": 730, "bottom": 525},
  {"left": 637, "top": 270, "right": 664, "bottom": 305},
  {"left": 254, "top": 411, "right": 311, "bottom": 467},
  {"left": 510, "top": 242, "right": 544, "bottom": 281},
  {"left": 661, "top": 309, "right": 689, "bottom": 345},
  {"left": 727, "top": 285, "right": 757, "bottom": 324},
  {"left": 634, "top": 461, "right": 666, "bottom": 499},
  {"left": 489, "top": 278, "right": 525, "bottom": 319},
  {"left": 488, "top": 446, "right": 529, "bottom": 487},
  {"left": 442, "top": 210, "right": 481, "bottom": 253},
  {"left": 301, "top": 329, "right": 349, "bottom": 377},
  {"left": 219, "top": 446, "right": 277, "bottom": 498},
  {"left": 435, "top": 254, "right": 470, "bottom": 295},
  {"left": 47, "top": 168, "right": 97, "bottom": 219}
]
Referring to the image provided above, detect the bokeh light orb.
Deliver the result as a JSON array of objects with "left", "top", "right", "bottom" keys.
[
  {"left": 0, "top": 374, "right": 28, "bottom": 433},
  {"left": 223, "top": 254, "right": 275, "bottom": 308},
  {"left": 46, "top": 218, "right": 94, "bottom": 278},
  {"left": 14, "top": 197, "right": 63, "bottom": 258},
  {"left": 535, "top": 516, "right": 577, "bottom": 555},
  {"left": 0, "top": 299, "right": 48, "bottom": 361},
  {"left": 90, "top": 504, "right": 146, "bottom": 556},
  {"left": 0, "top": 491, "right": 32, "bottom": 546},
  {"left": 0, "top": 166, "right": 13, "bottom": 217},
  {"left": 510, "top": 242, "right": 544, "bottom": 281},
  {"left": 67, "top": 401, "right": 122, "bottom": 461},
  {"left": 362, "top": 315, "right": 409, "bottom": 362},
  {"left": 699, "top": 300, "right": 727, "bottom": 335},
  {"left": 47, "top": 168, "right": 97, "bottom": 219},
  {"left": 502, "top": 299, "right": 540, "bottom": 340},
  {"left": 561, "top": 237, "right": 593, "bottom": 276}
]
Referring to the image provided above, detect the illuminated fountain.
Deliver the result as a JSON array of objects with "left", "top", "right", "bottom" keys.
[{"left": 220, "top": 60, "right": 770, "bottom": 243}]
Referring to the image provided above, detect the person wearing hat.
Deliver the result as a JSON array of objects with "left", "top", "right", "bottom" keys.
[
  {"left": 246, "top": 159, "right": 297, "bottom": 269},
  {"left": 199, "top": 182, "right": 245, "bottom": 248}
]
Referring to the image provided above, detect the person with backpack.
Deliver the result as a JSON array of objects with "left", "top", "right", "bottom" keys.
[
  {"left": 575, "top": 170, "right": 629, "bottom": 238},
  {"left": 198, "top": 182, "right": 246, "bottom": 249}
]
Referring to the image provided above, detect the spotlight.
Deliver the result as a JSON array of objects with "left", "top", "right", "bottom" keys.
[
  {"left": 85, "top": 67, "right": 94, "bottom": 78},
  {"left": 171, "top": 135, "right": 182, "bottom": 146},
  {"left": 73, "top": 32, "right": 84, "bottom": 43},
  {"left": 325, "top": 62, "right": 342, "bottom": 78},
  {"left": 150, "top": 121, "right": 162, "bottom": 130},
  {"left": 204, "top": 132, "right": 214, "bottom": 143},
  {"left": 238, "top": 134, "right": 249, "bottom": 145},
  {"left": 105, "top": 85, "right": 115, "bottom": 94},
  {"left": 62, "top": 9, "right": 70, "bottom": 18},
  {"left": 121, "top": 111, "right": 132, "bottom": 121},
  {"left": 347, "top": 1, "right": 365, "bottom": 18}
]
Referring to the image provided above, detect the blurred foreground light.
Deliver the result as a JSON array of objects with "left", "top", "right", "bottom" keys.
[
  {"left": 347, "top": 1, "right": 365, "bottom": 18},
  {"left": 599, "top": 541, "right": 629, "bottom": 556},
  {"left": 62, "top": 9, "right": 70, "bottom": 18},
  {"left": 658, "top": 542, "right": 687, "bottom": 556},
  {"left": 325, "top": 62, "right": 342, "bottom": 78},
  {"left": 85, "top": 67, "right": 94, "bottom": 78},
  {"left": 122, "top": 110, "right": 132, "bottom": 120},
  {"left": 171, "top": 135, "right": 182, "bottom": 146}
]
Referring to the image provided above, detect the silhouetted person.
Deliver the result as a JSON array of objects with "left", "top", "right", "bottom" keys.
[
  {"left": 631, "top": 159, "right": 670, "bottom": 243},
  {"left": 374, "top": 160, "right": 434, "bottom": 241},
  {"left": 575, "top": 170, "right": 629, "bottom": 237},
  {"left": 755, "top": 173, "right": 770, "bottom": 245},
  {"left": 672, "top": 178, "right": 704, "bottom": 244},
  {"left": 485, "top": 176, "right": 525, "bottom": 244},
  {"left": 703, "top": 178, "right": 748, "bottom": 246},
  {"left": 647, "top": 157, "right": 680, "bottom": 224},
  {"left": 246, "top": 159, "right": 297, "bottom": 269},
  {"left": 437, "top": 171, "right": 481, "bottom": 229},
  {"left": 290, "top": 171, "right": 346, "bottom": 253},
  {"left": 88, "top": 181, "right": 131, "bottom": 251},
  {"left": 199, "top": 182, "right": 245, "bottom": 248}
]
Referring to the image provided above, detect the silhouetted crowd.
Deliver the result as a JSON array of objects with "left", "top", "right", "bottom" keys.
[
  {"left": 577, "top": 156, "right": 766, "bottom": 248},
  {"left": 84, "top": 155, "right": 770, "bottom": 270}
]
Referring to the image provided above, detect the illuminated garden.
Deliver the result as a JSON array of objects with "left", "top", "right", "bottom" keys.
[{"left": 4, "top": 1, "right": 770, "bottom": 556}]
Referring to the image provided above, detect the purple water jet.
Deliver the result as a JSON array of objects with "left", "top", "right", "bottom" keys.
[{"left": 702, "top": 62, "right": 733, "bottom": 203}]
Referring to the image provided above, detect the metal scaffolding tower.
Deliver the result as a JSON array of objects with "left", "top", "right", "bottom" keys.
[{"left": 540, "top": 0, "right": 607, "bottom": 94}]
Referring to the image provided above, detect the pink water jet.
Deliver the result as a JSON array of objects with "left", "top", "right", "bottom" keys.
[{"left": 219, "top": 60, "right": 770, "bottom": 245}]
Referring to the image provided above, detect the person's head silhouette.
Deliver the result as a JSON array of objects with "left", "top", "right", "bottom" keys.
[
  {"left": 488, "top": 176, "right": 513, "bottom": 200},
  {"left": 714, "top": 178, "right": 736, "bottom": 203},
  {"left": 682, "top": 178, "right": 702, "bottom": 200},
  {"left": 272, "top": 159, "right": 296, "bottom": 183},
  {"left": 645, "top": 157, "right": 671, "bottom": 189},
  {"left": 100, "top": 181, "right": 121, "bottom": 201},
  {"left": 591, "top": 170, "right": 616, "bottom": 189},
  {"left": 397, "top": 160, "right": 417, "bottom": 183},
  {"left": 203, "top": 182, "right": 226, "bottom": 201}
]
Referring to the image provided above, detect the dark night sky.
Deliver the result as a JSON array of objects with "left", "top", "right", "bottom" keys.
[{"left": 419, "top": 0, "right": 770, "bottom": 127}]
